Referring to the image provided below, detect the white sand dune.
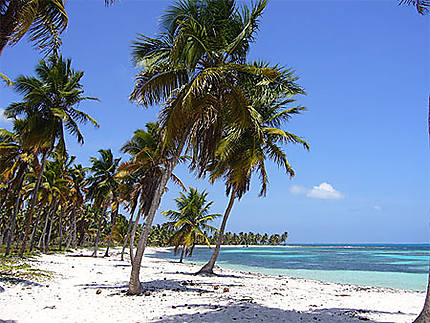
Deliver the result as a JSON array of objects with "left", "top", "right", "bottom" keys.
[{"left": 0, "top": 248, "right": 424, "bottom": 323}]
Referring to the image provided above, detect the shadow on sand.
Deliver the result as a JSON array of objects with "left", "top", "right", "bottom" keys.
[{"left": 152, "top": 300, "right": 399, "bottom": 323}]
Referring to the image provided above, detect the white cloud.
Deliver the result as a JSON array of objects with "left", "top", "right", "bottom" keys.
[
  {"left": 289, "top": 185, "right": 308, "bottom": 195},
  {"left": 0, "top": 108, "right": 9, "bottom": 123},
  {"left": 374, "top": 205, "right": 382, "bottom": 211},
  {"left": 290, "top": 182, "right": 343, "bottom": 200}
]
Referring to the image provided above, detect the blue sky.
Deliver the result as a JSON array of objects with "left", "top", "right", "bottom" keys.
[{"left": 1, "top": 0, "right": 429, "bottom": 243}]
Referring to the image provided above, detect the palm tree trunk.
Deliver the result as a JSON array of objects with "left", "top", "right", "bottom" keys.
[
  {"left": 413, "top": 95, "right": 430, "bottom": 322},
  {"left": 19, "top": 150, "right": 49, "bottom": 257},
  {"left": 5, "top": 164, "right": 27, "bottom": 256},
  {"left": 104, "top": 197, "right": 119, "bottom": 257},
  {"left": 127, "top": 135, "right": 187, "bottom": 295},
  {"left": 121, "top": 202, "right": 137, "bottom": 261},
  {"left": 72, "top": 206, "right": 78, "bottom": 249},
  {"left": 129, "top": 205, "right": 144, "bottom": 264},
  {"left": 179, "top": 246, "right": 185, "bottom": 263},
  {"left": 45, "top": 214, "right": 54, "bottom": 252},
  {"left": 93, "top": 204, "right": 107, "bottom": 258},
  {"left": 414, "top": 261, "right": 430, "bottom": 322},
  {"left": 58, "top": 205, "right": 63, "bottom": 251},
  {"left": 29, "top": 206, "right": 43, "bottom": 252},
  {"left": 196, "top": 187, "right": 237, "bottom": 275},
  {"left": 39, "top": 199, "right": 57, "bottom": 250}
]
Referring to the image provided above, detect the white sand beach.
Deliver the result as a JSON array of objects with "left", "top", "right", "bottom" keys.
[{"left": 0, "top": 248, "right": 424, "bottom": 323}]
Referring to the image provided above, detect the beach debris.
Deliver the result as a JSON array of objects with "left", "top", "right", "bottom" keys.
[
  {"left": 144, "top": 291, "right": 151, "bottom": 296},
  {"left": 223, "top": 287, "right": 229, "bottom": 293},
  {"left": 0, "top": 285, "right": 4, "bottom": 293},
  {"left": 336, "top": 294, "right": 351, "bottom": 297},
  {"left": 44, "top": 305, "right": 56, "bottom": 309},
  {"left": 182, "top": 281, "right": 188, "bottom": 286},
  {"left": 96, "top": 289, "right": 102, "bottom": 294},
  {"left": 162, "top": 293, "right": 166, "bottom": 297},
  {"left": 213, "top": 285, "right": 219, "bottom": 290}
]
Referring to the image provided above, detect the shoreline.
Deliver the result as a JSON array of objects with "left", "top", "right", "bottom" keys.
[
  {"left": 0, "top": 247, "right": 424, "bottom": 322},
  {"left": 150, "top": 246, "right": 428, "bottom": 292}
]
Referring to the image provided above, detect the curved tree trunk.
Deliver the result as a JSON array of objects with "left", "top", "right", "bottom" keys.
[
  {"left": 196, "top": 187, "right": 237, "bottom": 275},
  {"left": 127, "top": 135, "right": 187, "bottom": 295},
  {"left": 5, "top": 164, "right": 27, "bottom": 256},
  {"left": 19, "top": 150, "right": 49, "bottom": 257},
  {"left": 414, "top": 262, "right": 430, "bottom": 322},
  {"left": 121, "top": 202, "right": 137, "bottom": 261}
]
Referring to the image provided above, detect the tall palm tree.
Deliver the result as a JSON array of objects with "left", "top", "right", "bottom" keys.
[
  {"left": 87, "top": 149, "right": 120, "bottom": 257},
  {"left": 163, "top": 187, "right": 220, "bottom": 262},
  {"left": 127, "top": 0, "right": 283, "bottom": 295},
  {"left": 197, "top": 63, "right": 309, "bottom": 275},
  {"left": 5, "top": 54, "right": 98, "bottom": 257}
]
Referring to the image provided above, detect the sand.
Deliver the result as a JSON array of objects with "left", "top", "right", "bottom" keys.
[{"left": 0, "top": 247, "right": 425, "bottom": 323}]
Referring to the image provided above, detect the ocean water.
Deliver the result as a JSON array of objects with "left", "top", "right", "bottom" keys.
[{"left": 149, "top": 244, "right": 430, "bottom": 291}]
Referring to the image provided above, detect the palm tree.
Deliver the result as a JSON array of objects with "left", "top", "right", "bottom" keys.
[
  {"left": 127, "top": 0, "right": 283, "bottom": 295},
  {"left": 87, "top": 149, "right": 120, "bottom": 257},
  {"left": 0, "top": 0, "right": 68, "bottom": 56},
  {"left": 5, "top": 54, "right": 98, "bottom": 257},
  {"left": 0, "top": 0, "right": 120, "bottom": 57},
  {"left": 117, "top": 123, "right": 184, "bottom": 262},
  {"left": 163, "top": 187, "right": 220, "bottom": 262},
  {"left": 0, "top": 123, "right": 32, "bottom": 256},
  {"left": 68, "top": 164, "right": 87, "bottom": 249},
  {"left": 399, "top": 0, "right": 429, "bottom": 14},
  {"left": 197, "top": 62, "right": 309, "bottom": 275}
]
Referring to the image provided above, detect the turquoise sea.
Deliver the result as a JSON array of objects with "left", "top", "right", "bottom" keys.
[{"left": 150, "top": 244, "right": 430, "bottom": 291}]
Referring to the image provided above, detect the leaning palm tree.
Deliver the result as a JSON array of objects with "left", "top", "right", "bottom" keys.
[
  {"left": 197, "top": 63, "right": 309, "bottom": 275},
  {"left": 162, "top": 187, "right": 220, "bottom": 262},
  {"left": 127, "top": 0, "right": 281, "bottom": 295},
  {"left": 5, "top": 54, "right": 98, "bottom": 257},
  {"left": 117, "top": 123, "right": 185, "bottom": 262}
]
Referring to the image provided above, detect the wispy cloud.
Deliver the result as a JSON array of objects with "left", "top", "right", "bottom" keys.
[
  {"left": 290, "top": 182, "right": 343, "bottom": 200},
  {"left": 0, "top": 108, "right": 9, "bottom": 124}
]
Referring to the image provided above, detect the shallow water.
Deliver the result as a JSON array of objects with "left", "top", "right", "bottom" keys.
[{"left": 149, "top": 244, "right": 430, "bottom": 291}]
